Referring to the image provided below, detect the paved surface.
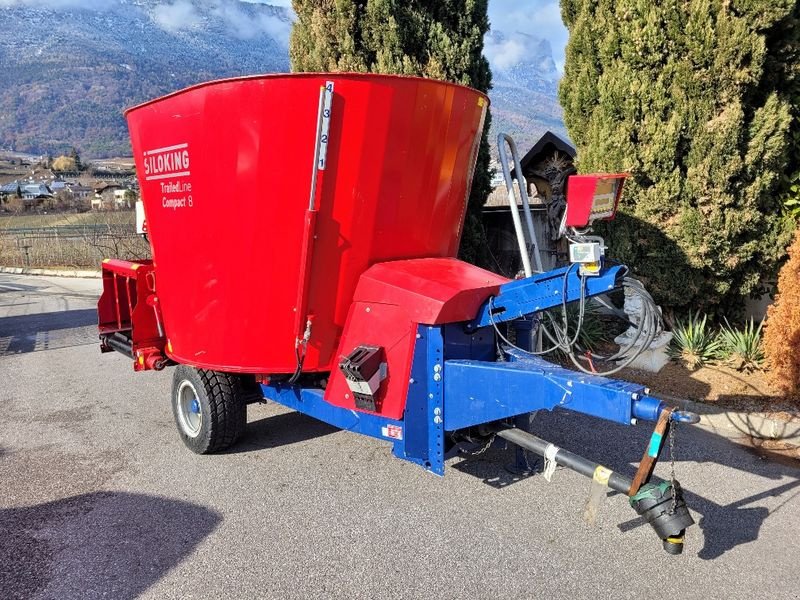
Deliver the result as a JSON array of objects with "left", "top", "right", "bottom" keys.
[{"left": 2, "top": 273, "right": 800, "bottom": 600}]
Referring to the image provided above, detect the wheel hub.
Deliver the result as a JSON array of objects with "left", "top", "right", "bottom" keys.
[{"left": 177, "top": 380, "right": 203, "bottom": 438}]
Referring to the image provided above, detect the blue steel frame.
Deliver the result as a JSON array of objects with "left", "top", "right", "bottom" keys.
[
  {"left": 442, "top": 349, "right": 663, "bottom": 431},
  {"left": 469, "top": 264, "right": 625, "bottom": 330},
  {"left": 260, "top": 264, "right": 668, "bottom": 476},
  {"left": 260, "top": 325, "right": 448, "bottom": 475}
]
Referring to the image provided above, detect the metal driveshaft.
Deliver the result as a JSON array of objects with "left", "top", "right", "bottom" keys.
[{"left": 492, "top": 424, "right": 695, "bottom": 554}]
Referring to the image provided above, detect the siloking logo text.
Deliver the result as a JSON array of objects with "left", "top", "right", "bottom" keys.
[{"left": 143, "top": 143, "right": 190, "bottom": 181}]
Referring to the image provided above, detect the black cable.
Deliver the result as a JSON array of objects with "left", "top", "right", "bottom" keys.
[
  {"left": 492, "top": 268, "right": 662, "bottom": 377},
  {"left": 288, "top": 345, "right": 304, "bottom": 384},
  {"left": 566, "top": 277, "right": 662, "bottom": 376}
]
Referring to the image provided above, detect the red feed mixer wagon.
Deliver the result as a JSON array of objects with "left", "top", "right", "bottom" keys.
[{"left": 98, "top": 73, "right": 699, "bottom": 554}]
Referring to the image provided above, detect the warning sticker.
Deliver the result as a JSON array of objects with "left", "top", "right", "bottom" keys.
[{"left": 381, "top": 425, "right": 403, "bottom": 441}]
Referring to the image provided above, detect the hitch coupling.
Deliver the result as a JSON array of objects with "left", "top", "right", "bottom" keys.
[
  {"left": 630, "top": 480, "right": 694, "bottom": 555},
  {"left": 493, "top": 411, "right": 697, "bottom": 554}
]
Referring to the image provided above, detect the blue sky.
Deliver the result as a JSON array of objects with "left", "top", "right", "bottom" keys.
[
  {"left": 257, "top": 0, "right": 569, "bottom": 72},
  {"left": 1, "top": 0, "right": 569, "bottom": 71}
]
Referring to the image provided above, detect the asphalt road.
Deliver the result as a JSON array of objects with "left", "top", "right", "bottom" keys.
[{"left": 1, "top": 273, "right": 799, "bottom": 600}]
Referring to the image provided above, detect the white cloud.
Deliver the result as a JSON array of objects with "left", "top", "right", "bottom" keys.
[
  {"left": 152, "top": 0, "right": 202, "bottom": 32},
  {"left": 147, "top": 1, "right": 291, "bottom": 43},
  {"left": 484, "top": 35, "right": 526, "bottom": 71},
  {"left": 487, "top": 0, "right": 567, "bottom": 72},
  {"left": 238, "top": 0, "right": 295, "bottom": 21},
  {"left": 0, "top": 0, "right": 114, "bottom": 8},
  {"left": 242, "top": 0, "right": 291, "bottom": 6},
  {"left": 210, "top": 1, "right": 290, "bottom": 43}
]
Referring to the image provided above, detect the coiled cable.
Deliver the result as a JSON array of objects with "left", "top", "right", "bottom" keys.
[{"left": 489, "top": 266, "right": 662, "bottom": 377}]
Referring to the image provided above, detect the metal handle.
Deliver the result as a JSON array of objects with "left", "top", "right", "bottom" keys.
[{"left": 497, "top": 132, "right": 543, "bottom": 275}]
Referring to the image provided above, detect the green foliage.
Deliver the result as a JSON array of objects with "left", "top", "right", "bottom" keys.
[
  {"left": 67, "top": 147, "right": 82, "bottom": 171},
  {"left": 716, "top": 317, "right": 764, "bottom": 372},
  {"left": 668, "top": 312, "right": 721, "bottom": 370},
  {"left": 290, "top": 0, "right": 493, "bottom": 266},
  {"left": 559, "top": 0, "right": 800, "bottom": 313},
  {"left": 781, "top": 171, "right": 800, "bottom": 221}
]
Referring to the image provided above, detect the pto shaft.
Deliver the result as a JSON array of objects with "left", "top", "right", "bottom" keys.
[
  {"left": 493, "top": 425, "right": 695, "bottom": 554},
  {"left": 494, "top": 426, "right": 633, "bottom": 493}
]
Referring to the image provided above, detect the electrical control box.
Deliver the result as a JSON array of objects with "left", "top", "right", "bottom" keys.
[
  {"left": 569, "top": 242, "right": 602, "bottom": 264},
  {"left": 569, "top": 242, "right": 602, "bottom": 276}
]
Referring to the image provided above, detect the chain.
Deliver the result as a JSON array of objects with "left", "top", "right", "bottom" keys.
[
  {"left": 521, "top": 411, "right": 539, "bottom": 472},
  {"left": 458, "top": 432, "right": 496, "bottom": 456},
  {"left": 668, "top": 416, "right": 677, "bottom": 515}
]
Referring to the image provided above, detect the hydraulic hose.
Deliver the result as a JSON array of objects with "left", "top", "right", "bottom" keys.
[{"left": 490, "top": 266, "right": 663, "bottom": 376}]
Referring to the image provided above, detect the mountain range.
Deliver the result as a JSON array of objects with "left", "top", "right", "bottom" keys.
[
  {"left": 0, "top": 0, "right": 566, "bottom": 158},
  {"left": 485, "top": 30, "right": 568, "bottom": 158}
]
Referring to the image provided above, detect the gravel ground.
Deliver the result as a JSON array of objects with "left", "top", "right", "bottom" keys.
[{"left": 1, "top": 273, "right": 800, "bottom": 600}]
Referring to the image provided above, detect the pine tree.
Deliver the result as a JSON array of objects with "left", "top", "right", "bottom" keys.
[
  {"left": 68, "top": 146, "right": 82, "bottom": 171},
  {"left": 559, "top": 0, "right": 800, "bottom": 313},
  {"left": 290, "top": 0, "right": 493, "bottom": 265}
]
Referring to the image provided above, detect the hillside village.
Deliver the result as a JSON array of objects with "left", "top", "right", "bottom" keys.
[{"left": 0, "top": 152, "right": 139, "bottom": 214}]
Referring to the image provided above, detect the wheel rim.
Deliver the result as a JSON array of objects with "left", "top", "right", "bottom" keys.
[{"left": 177, "top": 380, "right": 202, "bottom": 438}]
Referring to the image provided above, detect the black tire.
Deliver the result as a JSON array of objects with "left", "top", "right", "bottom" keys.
[{"left": 171, "top": 365, "right": 248, "bottom": 454}]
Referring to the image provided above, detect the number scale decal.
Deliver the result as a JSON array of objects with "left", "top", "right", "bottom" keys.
[{"left": 318, "top": 81, "right": 334, "bottom": 170}]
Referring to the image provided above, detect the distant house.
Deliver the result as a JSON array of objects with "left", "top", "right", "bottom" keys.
[
  {"left": 68, "top": 183, "right": 92, "bottom": 200},
  {"left": 21, "top": 183, "right": 53, "bottom": 199},
  {"left": 20, "top": 183, "right": 53, "bottom": 210},
  {"left": 0, "top": 181, "right": 21, "bottom": 200},
  {"left": 113, "top": 188, "right": 134, "bottom": 209},
  {"left": 49, "top": 180, "right": 68, "bottom": 193},
  {"left": 92, "top": 184, "right": 135, "bottom": 209},
  {"left": 93, "top": 183, "right": 123, "bottom": 209},
  {"left": 0, "top": 181, "right": 52, "bottom": 210},
  {"left": 483, "top": 131, "right": 577, "bottom": 275}
]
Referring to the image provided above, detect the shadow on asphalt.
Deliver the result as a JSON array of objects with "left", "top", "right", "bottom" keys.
[
  {"left": 0, "top": 308, "right": 97, "bottom": 356},
  {"left": 0, "top": 281, "right": 41, "bottom": 295},
  {"left": 228, "top": 409, "right": 339, "bottom": 454},
  {"left": 453, "top": 408, "right": 800, "bottom": 560},
  {"left": 0, "top": 491, "right": 221, "bottom": 600}
]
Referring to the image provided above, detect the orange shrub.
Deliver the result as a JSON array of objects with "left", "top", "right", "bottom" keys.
[{"left": 764, "top": 228, "right": 800, "bottom": 397}]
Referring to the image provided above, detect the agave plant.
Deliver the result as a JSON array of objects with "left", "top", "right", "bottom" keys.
[
  {"left": 716, "top": 317, "right": 764, "bottom": 372},
  {"left": 667, "top": 312, "right": 722, "bottom": 370}
]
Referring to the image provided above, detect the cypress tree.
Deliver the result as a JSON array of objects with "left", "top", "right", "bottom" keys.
[
  {"left": 559, "top": 0, "right": 800, "bottom": 313},
  {"left": 290, "top": 0, "right": 493, "bottom": 266}
]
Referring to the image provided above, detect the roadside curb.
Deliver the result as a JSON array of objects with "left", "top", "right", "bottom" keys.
[
  {"left": 669, "top": 398, "right": 800, "bottom": 445},
  {"left": 0, "top": 266, "right": 101, "bottom": 278}
]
